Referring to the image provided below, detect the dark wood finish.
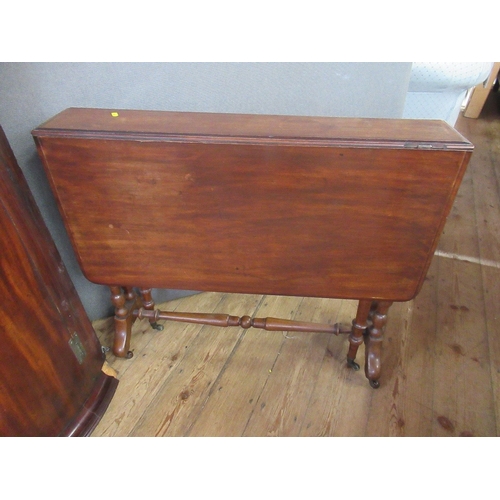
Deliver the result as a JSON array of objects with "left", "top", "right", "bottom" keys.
[
  {"left": 365, "top": 301, "right": 393, "bottom": 388},
  {"left": 347, "top": 299, "right": 373, "bottom": 371},
  {"left": 0, "top": 125, "right": 118, "bottom": 436},
  {"left": 32, "top": 108, "right": 473, "bottom": 387},
  {"left": 109, "top": 285, "right": 137, "bottom": 359},
  {"left": 62, "top": 371, "right": 119, "bottom": 436}
]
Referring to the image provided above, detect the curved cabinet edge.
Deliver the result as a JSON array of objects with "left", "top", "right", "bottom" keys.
[{"left": 62, "top": 370, "right": 119, "bottom": 437}]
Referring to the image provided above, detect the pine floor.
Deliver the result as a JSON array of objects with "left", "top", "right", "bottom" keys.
[{"left": 91, "top": 92, "right": 500, "bottom": 437}]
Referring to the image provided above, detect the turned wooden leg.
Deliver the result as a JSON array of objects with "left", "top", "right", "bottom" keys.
[
  {"left": 138, "top": 287, "right": 164, "bottom": 331},
  {"left": 110, "top": 286, "right": 134, "bottom": 359},
  {"left": 123, "top": 286, "right": 136, "bottom": 301},
  {"left": 368, "top": 300, "right": 379, "bottom": 323},
  {"left": 364, "top": 300, "right": 392, "bottom": 388},
  {"left": 347, "top": 299, "right": 373, "bottom": 371}
]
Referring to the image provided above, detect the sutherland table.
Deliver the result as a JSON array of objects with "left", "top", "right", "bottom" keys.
[{"left": 32, "top": 108, "right": 473, "bottom": 388}]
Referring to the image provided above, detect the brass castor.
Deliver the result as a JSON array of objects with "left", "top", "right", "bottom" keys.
[
  {"left": 151, "top": 322, "right": 164, "bottom": 331},
  {"left": 369, "top": 379, "right": 380, "bottom": 389},
  {"left": 346, "top": 358, "right": 360, "bottom": 371},
  {"left": 126, "top": 351, "right": 134, "bottom": 359}
]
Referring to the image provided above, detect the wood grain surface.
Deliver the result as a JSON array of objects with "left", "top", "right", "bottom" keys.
[{"left": 33, "top": 109, "right": 472, "bottom": 301}]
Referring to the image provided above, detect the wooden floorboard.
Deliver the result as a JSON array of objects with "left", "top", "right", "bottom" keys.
[
  {"left": 91, "top": 91, "right": 500, "bottom": 437},
  {"left": 132, "top": 292, "right": 263, "bottom": 437}
]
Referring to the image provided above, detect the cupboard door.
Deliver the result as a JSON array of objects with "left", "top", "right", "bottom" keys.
[{"left": 0, "top": 126, "right": 117, "bottom": 436}]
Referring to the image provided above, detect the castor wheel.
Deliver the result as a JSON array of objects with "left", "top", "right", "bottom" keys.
[
  {"left": 126, "top": 350, "right": 134, "bottom": 359},
  {"left": 369, "top": 379, "right": 380, "bottom": 389},
  {"left": 347, "top": 358, "right": 360, "bottom": 371},
  {"left": 151, "top": 322, "right": 164, "bottom": 331}
]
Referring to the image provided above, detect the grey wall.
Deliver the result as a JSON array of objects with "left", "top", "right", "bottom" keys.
[{"left": 0, "top": 62, "right": 412, "bottom": 321}]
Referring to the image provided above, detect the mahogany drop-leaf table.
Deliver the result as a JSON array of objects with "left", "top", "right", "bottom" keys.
[{"left": 32, "top": 108, "right": 473, "bottom": 388}]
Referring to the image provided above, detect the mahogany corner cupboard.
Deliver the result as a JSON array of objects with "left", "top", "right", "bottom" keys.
[
  {"left": 32, "top": 108, "right": 473, "bottom": 388},
  {"left": 0, "top": 125, "right": 118, "bottom": 436}
]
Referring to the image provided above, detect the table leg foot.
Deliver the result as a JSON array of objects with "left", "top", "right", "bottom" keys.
[
  {"left": 347, "top": 358, "right": 360, "bottom": 371},
  {"left": 346, "top": 299, "right": 373, "bottom": 371},
  {"left": 110, "top": 285, "right": 140, "bottom": 358},
  {"left": 139, "top": 288, "right": 165, "bottom": 332},
  {"left": 364, "top": 300, "right": 392, "bottom": 388}
]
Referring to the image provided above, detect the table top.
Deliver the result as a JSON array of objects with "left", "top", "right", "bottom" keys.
[
  {"left": 33, "top": 107, "right": 473, "bottom": 151},
  {"left": 33, "top": 109, "right": 473, "bottom": 302}
]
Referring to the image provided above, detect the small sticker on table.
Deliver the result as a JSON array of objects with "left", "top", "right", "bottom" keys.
[{"left": 111, "top": 112, "right": 119, "bottom": 117}]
